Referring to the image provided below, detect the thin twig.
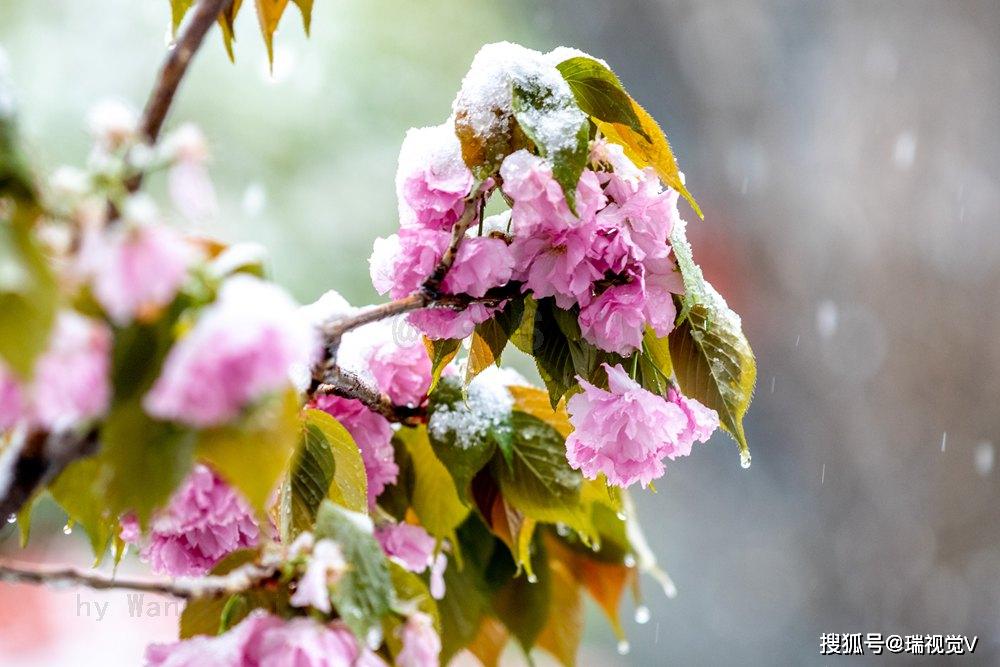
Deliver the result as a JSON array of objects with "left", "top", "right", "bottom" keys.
[
  {"left": 0, "top": 561, "right": 276, "bottom": 600},
  {"left": 126, "top": 0, "right": 234, "bottom": 192},
  {"left": 314, "top": 366, "right": 424, "bottom": 425}
]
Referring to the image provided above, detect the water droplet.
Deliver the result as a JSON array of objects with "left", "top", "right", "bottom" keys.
[
  {"left": 623, "top": 554, "right": 636, "bottom": 568},
  {"left": 634, "top": 605, "right": 651, "bottom": 624},
  {"left": 365, "top": 626, "right": 383, "bottom": 650},
  {"left": 555, "top": 523, "right": 569, "bottom": 537},
  {"left": 62, "top": 523, "right": 72, "bottom": 535},
  {"left": 975, "top": 441, "right": 994, "bottom": 476},
  {"left": 616, "top": 640, "right": 631, "bottom": 655},
  {"left": 616, "top": 511, "right": 626, "bottom": 521},
  {"left": 590, "top": 541, "right": 601, "bottom": 553},
  {"left": 527, "top": 573, "right": 538, "bottom": 584},
  {"left": 740, "top": 452, "right": 751, "bottom": 469},
  {"left": 940, "top": 431, "right": 948, "bottom": 453},
  {"left": 6, "top": 514, "right": 15, "bottom": 524},
  {"left": 662, "top": 581, "right": 678, "bottom": 599}
]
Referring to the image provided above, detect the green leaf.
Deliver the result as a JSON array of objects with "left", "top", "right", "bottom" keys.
[
  {"left": 668, "top": 224, "right": 756, "bottom": 464},
  {"left": 465, "top": 298, "right": 524, "bottom": 385},
  {"left": 514, "top": 298, "right": 576, "bottom": 407},
  {"left": 496, "top": 412, "right": 590, "bottom": 536},
  {"left": 179, "top": 550, "right": 265, "bottom": 638},
  {"left": 49, "top": 458, "right": 119, "bottom": 562},
  {"left": 99, "top": 400, "right": 197, "bottom": 527},
  {"left": 511, "top": 80, "right": 590, "bottom": 214},
  {"left": 0, "top": 219, "right": 57, "bottom": 377},
  {"left": 438, "top": 518, "right": 498, "bottom": 663},
  {"left": 493, "top": 537, "right": 551, "bottom": 653},
  {"left": 642, "top": 325, "right": 672, "bottom": 379},
  {"left": 196, "top": 389, "right": 301, "bottom": 514},
  {"left": 427, "top": 376, "right": 510, "bottom": 500},
  {"left": 423, "top": 337, "right": 461, "bottom": 392},
  {"left": 313, "top": 501, "right": 394, "bottom": 639},
  {"left": 254, "top": 0, "right": 290, "bottom": 66},
  {"left": 593, "top": 95, "right": 702, "bottom": 218},
  {"left": 394, "top": 425, "right": 469, "bottom": 540},
  {"left": 556, "top": 56, "right": 648, "bottom": 141},
  {"left": 285, "top": 409, "right": 367, "bottom": 540}
]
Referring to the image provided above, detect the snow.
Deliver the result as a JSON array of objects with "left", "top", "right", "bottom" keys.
[
  {"left": 451, "top": 42, "right": 585, "bottom": 150},
  {"left": 427, "top": 369, "right": 516, "bottom": 450}
]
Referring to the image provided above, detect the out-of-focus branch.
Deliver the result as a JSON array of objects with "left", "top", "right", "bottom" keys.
[
  {"left": 0, "top": 560, "right": 277, "bottom": 600},
  {"left": 313, "top": 366, "right": 425, "bottom": 425},
  {"left": 126, "top": 0, "right": 234, "bottom": 193}
]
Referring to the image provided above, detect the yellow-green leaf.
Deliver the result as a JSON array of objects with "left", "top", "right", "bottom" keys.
[
  {"left": 395, "top": 425, "right": 469, "bottom": 540},
  {"left": 169, "top": 0, "right": 194, "bottom": 34},
  {"left": 306, "top": 408, "right": 367, "bottom": 512},
  {"left": 216, "top": 0, "right": 243, "bottom": 62},
  {"left": 536, "top": 554, "right": 584, "bottom": 667},
  {"left": 197, "top": 389, "right": 300, "bottom": 513},
  {"left": 508, "top": 385, "right": 572, "bottom": 438},
  {"left": 556, "top": 56, "right": 648, "bottom": 141},
  {"left": 595, "top": 98, "right": 702, "bottom": 218},
  {"left": 255, "top": 0, "right": 290, "bottom": 66},
  {"left": 291, "top": 0, "right": 312, "bottom": 34},
  {"left": 423, "top": 336, "right": 460, "bottom": 392}
]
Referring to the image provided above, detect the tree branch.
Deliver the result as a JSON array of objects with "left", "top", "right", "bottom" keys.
[
  {"left": 0, "top": 561, "right": 276, "bottom": 600},
  {"left": 313, "top": 366, "right": 425, "bottom": 425}
]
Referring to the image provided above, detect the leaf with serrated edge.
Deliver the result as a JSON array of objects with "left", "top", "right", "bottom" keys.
[
  {"left": 667, "top": 223, "right": 755, "bottom": 463},
  {"left": 595, "top": 97, "right": 702, "bottom": 218},
  {"left": 556, "top": 56, "right": 647, "bottom": 141}
]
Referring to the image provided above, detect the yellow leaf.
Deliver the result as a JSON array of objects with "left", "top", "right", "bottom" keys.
[
  {"left": 466, "top": 617, "right": 509, "bottom": 667},
  {"left": 536, "top": 555, "right": 584, "bottom": 667},
  {"left": 291, "top": 0, "right": 313, "bottom": 34},
  {"left": 464, "top": 331, "right": 496, "bottom": 385},
  {"left": 547, "top": 536, "right": 635, "bottom": 640},
  {"left": 595, "top": 97, "right": 703, "bottom": 219},
  {"left": 216, "top": 0, "right": 243, "bottom": 62},
  {"left": 509, "top": 385, "right": 572, "bottom": 438},
  {"left": 196, "top": 389, "right": 300, "bottom": 513},
  {"left": 396, "top": 426, "right": 469, "bottom": 540},
  {"left": 254, "top": 0, "right": 290, "bottom": 66}
]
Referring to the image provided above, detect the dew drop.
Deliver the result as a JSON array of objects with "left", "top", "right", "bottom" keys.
[
  {"left": 634, "top": 605, "right": 651, "bottom": 624},
  {"left": 740, "top": 452, "right": 752, "bottom": 469},
  {"left": 616, "top": 511, "right": 626, "bottom": 521},
  {"left": 590, "top": 541, "right": 601, "bottom": 553},
  {"left": 623, "top": 554, "right": 637, "bottom": 568},
  {"left": 527, "top": 573, "right": 538, "bottom": 584},
  {"left": 365, "top": 626, "right": 383, "bottom": 650},
  {"left": 6, "top": 514, "right": 15, "bottom": 524},
  {"left": 555, "top": 523, "right": 569, "bottom": 537},
  {"left": 62, "top": 523, "right": 73, "bottom": 535},
  {"left": 616, "top": 640, "right": 631, "bottom": 655}
]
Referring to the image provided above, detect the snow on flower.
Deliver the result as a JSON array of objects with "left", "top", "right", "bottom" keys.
[
  {"left": 290, "top": 538, "right": 347, "bottom": 613},
  {"left": 565, "top": 363, "right": 690, "bottom": 488},
  {"left": 375, "top": 522, "right": 436, "bottom": 573},
  {"left": 83, "top": 222, "right": 193, "bottom": 325},
  {"left": 365, "top": 340, "right": 431, "bottom": 407},
  {"left": 396, "top": 123, "right": 474, "bottom": 231},
  {"left": 312, "top": 395, "right": 398, "bottom": 507},
  {"left": 164, "top": 123, "right": 218, "bottom": 221},
  {"left": 87, "top": 98, "right": 137, "bottom": 152},
  {"left": 30, "top": 311, "right": 112, "bottom": 432},
  {"left": 121, "top": 464, "right": 259, "bottom": 576},
  {"left": 396, "top": 612, "right": 441, "bottom": 667},
  {"left": 144, "top": 274, "right": 317, "bottom": 427},
  {"left": 145, "top": 611, "right": 386, "bottom": 667}
]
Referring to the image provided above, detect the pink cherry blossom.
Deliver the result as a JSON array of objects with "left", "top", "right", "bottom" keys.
[
  {"left": 441, "top": 236, "right": 514, "bottom": 299},
  {"left": 406, "top": 303, "right": 496, "bottom": 340},
  {"left": 509, "top": 220, "right": 602, "bottom": 309},
  {"left": 499, "top": 150, "right": 606, "bottom": 234},
  {"left": 396, "top": 123, "right": 474, "bottom": 231},
  {"left": 145, "top": 611, "right": 279, "bottom": 666},
  {"left": 565, "top": 364, "right": 688, "bottom": 488},
  {"left": 366, "top": 341, "right": 431, "bottom": 406},
  {"left": 144, "top": 275, "right": 317, "bottom": 427},
  {"left": 312, "top": 395, "right": 398, "bottom": 507},
  {"left": 396, "top": 612, "right": 442, "bottom": 667},
  {"left": 289, "top": 538, "right": 347, "bottom": 613},
  {"left": 84, "top": 223, "right": 193, "bottom": 325},
  {"left": 0, "top": 362, "right": 24, "bottom": 431},
  {"left": 642, "top": 265, "right": 681, "bottom": 337},
  {"left": 578, "top": 279, "right": 646, "bottom": 356},
  {"left": 370, "top": 228, "right": 450, "bottom": 300},
  {"left": 375, "top": 523, "right": 435, "bottom": 572},
  {"left": 31, "top": 311, "right": 111, "bottom": 432},
  {"left": 122, "top": 464, "right": 259, "bottom": 576},
  {"left": 668, "top": 387, "right": 719, "bottom": 457},
  {"left": 247, "top": 618, "right": 386, "bottom": 667}
]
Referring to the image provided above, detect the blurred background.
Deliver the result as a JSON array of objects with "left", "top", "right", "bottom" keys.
[{"left": 1, "top": 0, "right": 999, "bottom": 663}]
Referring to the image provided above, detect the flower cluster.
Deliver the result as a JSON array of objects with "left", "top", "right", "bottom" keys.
[
  {"left": 370, "top": 129, "right": 684, "bottom": 355},
  {"left": 566, "top": 363, "right": 719, "bottom": 487},
  {"left": 120, "top": 464, "right": 259, "bottom": 576}
]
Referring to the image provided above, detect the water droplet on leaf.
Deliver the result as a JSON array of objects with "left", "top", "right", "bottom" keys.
[
  {"left": 617, "top": 640, "right": 631, "bottom": 655},
  {"left": 62, "top": 523, "right": 72, "bottom": 535},
  {"left": 6, "top": 514, "right": 15, "bottom": 524},
  {"left": 634, "top": 605, "right": 651, "bottom": 624},
  {"left": 623, "top": 554, "right": 636, "bottom": 568}
]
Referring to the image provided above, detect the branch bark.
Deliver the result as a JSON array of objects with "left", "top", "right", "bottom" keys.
[{"left": 0, "top": 561, "right": 276, "bottom": 600}]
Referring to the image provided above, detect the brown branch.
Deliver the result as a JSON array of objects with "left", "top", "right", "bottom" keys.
[
  {"left": 313, "top": 366, "right": 425, "bottom": 425},
  {"left": 126, "top": 0, "right": 234, "bottom": 192},
  {"left": 0, "top": 429, "right": 98, "bottom": 521},
  {"left": 0, "top": 561, "right": 276, "bottom": 600}
]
